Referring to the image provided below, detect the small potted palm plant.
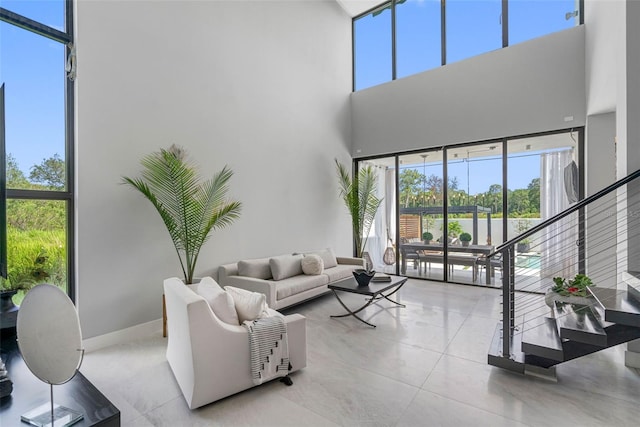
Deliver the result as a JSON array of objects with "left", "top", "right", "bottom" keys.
[
  {"left": 122, "top": 145, "right": 242, "bottom": 284},
  {"left": 335, "top": 159, "right": 382, "bottom": 258}
]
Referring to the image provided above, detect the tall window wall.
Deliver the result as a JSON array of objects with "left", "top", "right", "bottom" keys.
[
  {"left": 0, "top": 2, "right": 74, "bottom": 304},
  {"left": 356, "top": 128, "right": 583, "bottom": 288},
  {"left": 353, "top": 0, "right": 583, "bottom": 91}
]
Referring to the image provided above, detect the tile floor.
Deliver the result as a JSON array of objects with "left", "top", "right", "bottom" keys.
[{"left": 81, "top": 279, "right": 640, "bottom": 426}]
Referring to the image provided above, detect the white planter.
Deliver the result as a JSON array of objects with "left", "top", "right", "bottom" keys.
[{"left": 544, "top": 290, "right": 593, "bottom": 309}]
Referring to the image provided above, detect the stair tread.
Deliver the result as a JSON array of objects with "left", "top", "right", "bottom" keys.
[
  {"left": 553, "top": 301, "right": 607, "bottom": 346},
  {"left": 623, "top": 270, "right": 640, "bottom": 284},
  {"left": 521, "top": 317, "right": 564, "bottom": 361},
  {"left": 589, "top": 287, "right": 640, "bottom": 326},
  {"left": 622, "top": 271, "right": 640, "bottom": 303}
]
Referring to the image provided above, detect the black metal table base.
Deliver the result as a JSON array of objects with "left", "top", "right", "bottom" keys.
[{"left": 330, "top": 283, "right": 406, "bottom": 328}]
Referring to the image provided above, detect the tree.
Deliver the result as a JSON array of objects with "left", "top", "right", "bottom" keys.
[
  {"left": 399, "top": 169, "right": 423, "bottom": 207},
  {"left": 527, "top": 178, "right": 540, "bottom": 214},
  {"left": 508, "top": 189, "right": 531, "bottom": 215},
  {"left": 6, "top": 154, "right": 29, "bottom": 189},
  {"left": 29, "top": 154, "right": 65, "bottom": 190}
]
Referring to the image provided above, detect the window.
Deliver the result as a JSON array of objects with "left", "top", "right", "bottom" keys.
[
  {"left": 445, "top": 0, "right": 502, "bottom": 64},
  {"left": 353, "top": 4, "right": 392, "bottom": 91},
  {"left": 396, "top": 0, "right": 441, "bottom": 78},
  {"left": 0, "top": 2, "right": 74, "bottom": 303},
  {"left": 509, "top": 0, "right": 578, "bottom": 46},
  {"left": 1, "top": 0, "right": 65, "bottom": 30},
  {"left": 355, "top": 128, "right": 583, "bottom": 288},
  {"left": 352, "top": 0, "right": 583, "bottom": 91}
]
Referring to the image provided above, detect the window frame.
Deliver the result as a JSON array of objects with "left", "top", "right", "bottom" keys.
[
  {"left": 352, "top": 0, "right": 584, "bottom": 91},
  {"left": 0, "top": 1, "right": 75, "bottom": 301}
]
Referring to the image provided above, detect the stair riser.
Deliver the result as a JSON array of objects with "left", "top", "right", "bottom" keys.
[
  {"left": 604, "top": 310, "right": 640, "bottom": 327},
  {"left": 628, "top": 283, "right": 640, "bottom": 304},
  {"left": 522, "top": 342, "right": 564, "bottom": 361},
  {"left": 553, "top": 302, "right": 608, "bottom": 346},
  {"left": 559, "top": 327, "right": 608, "bottom": 347}
]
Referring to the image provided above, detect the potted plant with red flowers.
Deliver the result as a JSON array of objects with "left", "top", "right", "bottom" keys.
[{"left": 544, "top": 273, "right": 595, "bottom": 309}]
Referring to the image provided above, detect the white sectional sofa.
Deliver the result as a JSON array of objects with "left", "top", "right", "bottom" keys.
[{"left": 218, "top": 248, "right": 364, "bottom": 310}]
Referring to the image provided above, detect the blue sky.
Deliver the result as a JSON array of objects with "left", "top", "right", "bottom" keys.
[{"left": 1, "top": 0, "right": 66, "bottom": 175}]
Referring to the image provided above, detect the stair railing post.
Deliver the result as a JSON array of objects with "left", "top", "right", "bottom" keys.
[{"left": 502, "top": 246, "right": 515, "bottom": 358}]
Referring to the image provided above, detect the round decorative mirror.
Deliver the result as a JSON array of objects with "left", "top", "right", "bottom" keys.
[{"left": 16, "top": 284, "right": 84, "bottom": 426}]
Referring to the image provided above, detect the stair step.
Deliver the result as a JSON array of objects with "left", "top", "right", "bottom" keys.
[
  {"left": 521, "top": 317, "right": 564, "bottom": 361},
  {"left": 488, "top": 323, "right": 526, "bottom": 374},
  {"left": 622, "top": 271, "right": 640, "bottom": 303},
  {"left": 553, "top": 301, "right": 608, "bottom": 346},
  {"left": 589, "top": 287, "right": 640, "bottom": 327},
  {"left": 488, "top": 322, "right": 558, "bottom": 372}
]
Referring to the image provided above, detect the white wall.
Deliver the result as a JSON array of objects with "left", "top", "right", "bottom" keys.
[
  {"left": 585, "top": 0, "right": 622, "bottom": 117},
  {"left": 75, "top": 0, "right": 352, "bottom": 338},
  {"left": 351, "top": 26, "right": 586, "bottom": 158}
]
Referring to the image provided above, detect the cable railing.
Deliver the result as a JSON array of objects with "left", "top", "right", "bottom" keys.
[{"left": 489, "top": 168, "right": 640, "bottom": 360}]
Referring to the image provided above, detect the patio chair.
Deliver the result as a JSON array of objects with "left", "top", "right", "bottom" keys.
[{"left": 476, "top": 253, "right": 503, "bottom": 282}]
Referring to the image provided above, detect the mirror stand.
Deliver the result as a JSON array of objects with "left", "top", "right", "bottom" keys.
[{"left": 21, "top": 382, "right": 84, "bottom": 427}]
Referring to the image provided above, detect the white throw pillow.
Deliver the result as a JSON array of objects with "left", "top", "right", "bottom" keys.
[
  {"left": 224, "top": 286, "right": 268, "bottom": 323},
  {"left": 269, "top": 254, "right": 304, "bottom": 281},
  {"left": 301, "top": 254, "right": 324, "bottom": 275},
  {"left": 238, "top": 258, "right": 272, "bottom": 279},
  {"left": 196, "top": 278, "right": 239, "bottom": 325}
]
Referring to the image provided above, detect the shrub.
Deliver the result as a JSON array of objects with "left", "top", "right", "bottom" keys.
[
  {"left": 459, "top": 232, "right": 472, "bottom": 242},
  {"left": 1, "top": 226, "right": 66, "bottom": 292},
  {"left": 422, "top": 231, "right": 433, "bottom": 241}
]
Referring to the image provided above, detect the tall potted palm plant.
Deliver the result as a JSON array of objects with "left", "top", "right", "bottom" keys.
[
  {"left": 122, "top": 145, "right": 242, "bottom": 284},
  {"left": 335, "top": 159, "right": 383, "bottom": 258}
]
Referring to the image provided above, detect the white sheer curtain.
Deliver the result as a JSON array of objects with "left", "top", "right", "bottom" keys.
[
  {"left": 540, "top": 149, "right": 577, "bottom": 278},
  {"left": 364, "top": 164, "right": 395, "bottom": 271}
]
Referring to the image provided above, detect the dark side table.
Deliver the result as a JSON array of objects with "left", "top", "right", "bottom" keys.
[{"left": 0, "top": 329, "right": 120, "bottom": 427}]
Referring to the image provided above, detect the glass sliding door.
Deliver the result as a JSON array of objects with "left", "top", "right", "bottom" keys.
[
  {"left": 507, "top": 131, "right": 580, "bottom": 292},
  {"left": 359, "top": 157, "right": 397, "bottom": 274},
  {"left": 353, "top": 128, "right": 584, "bottom": 288},
  {"left": 398, "top": 150, "right": 444, "bottom": 280},
  {"left": 446, "top": 143, "right": 503, "bottom": 286}
]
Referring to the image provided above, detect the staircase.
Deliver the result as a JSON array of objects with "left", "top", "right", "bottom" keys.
[{"left": 487, "top": 169, "right": 640, "bottom": 375}]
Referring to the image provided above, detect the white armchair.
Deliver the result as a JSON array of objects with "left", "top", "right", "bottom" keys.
[{"left": 163, "top": 277, "right": 307, "bottom": 409}]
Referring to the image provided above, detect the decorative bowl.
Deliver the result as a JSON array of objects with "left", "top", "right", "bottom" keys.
[{"left": 353, "top": 269, "right": 375, "bottom": 286}]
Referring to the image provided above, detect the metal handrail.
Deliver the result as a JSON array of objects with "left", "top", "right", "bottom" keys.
[{"left": 489, "top": 168, "right": 640, "bottom": 258}]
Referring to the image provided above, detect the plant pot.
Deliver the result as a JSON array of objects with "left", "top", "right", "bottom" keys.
[
  {"left": 461, "top": 241, "right": 470, "bottom": 247},
  {"left": 517, "top": 243, "right": 530, "bottom": 253},
  {"left": 0, "top": 290, "right": 20, "bottom": 329},
  {"left": 353, "top": 269, "right": 375, "bottom": 286},
  {"left": 544, "top": 289, "right": 593, "bottom": 309}
]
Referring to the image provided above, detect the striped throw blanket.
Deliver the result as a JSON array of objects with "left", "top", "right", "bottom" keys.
[{"left": 244, "top": 316, "right": 290, "bottom": 385}]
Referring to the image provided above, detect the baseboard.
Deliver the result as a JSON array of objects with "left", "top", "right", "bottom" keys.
[{"left": 82, "top": 318, "right": 163, "bottom": 353}]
